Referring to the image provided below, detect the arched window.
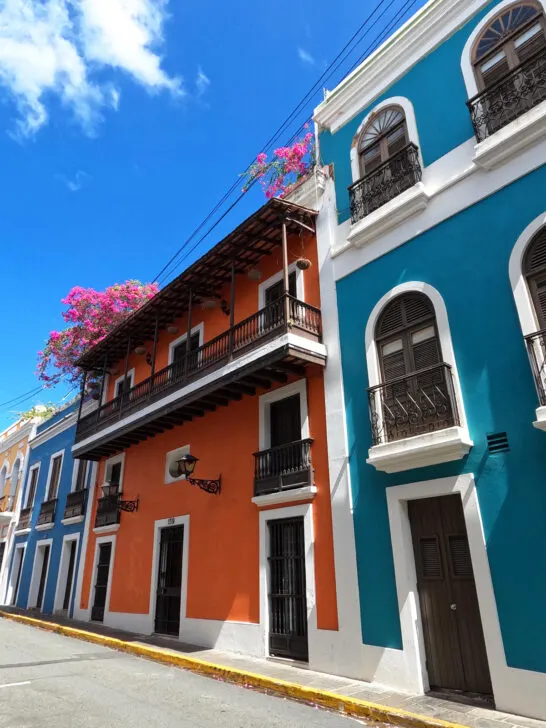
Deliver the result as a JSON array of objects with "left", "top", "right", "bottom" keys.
[
  {"left": 375, "top": 292, "right": 442, "bottom": 381},
  {"left": 0, "top": 466, "right": 6, "bottom": 495},
  {"left": 523, "top": 226, "right": 546, "bottom": 329},
  {"left": 357, "top": 106, "right": 409, "bottom": 178},
  {"left": 10, "top": 459, "right": 20, "bottom": 497},
  {"left": 473, "top": 2, "right": 546, "bottom": 90}
]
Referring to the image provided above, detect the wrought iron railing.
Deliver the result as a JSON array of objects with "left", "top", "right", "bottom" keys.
[
  {"left": 63, "top": 489, "right": 87, "bottom": 520},
  {"left": 348, "top": 143, "right": 422, "bottom": 224},
  {"left": 525, "top": 329, "right": 546, "bottom": 405},
  {"left": 76, "top": 295, "right": 322, "bottom": 442},
  {"left": 467, "top": 48, "right": 546, "bottom": 142},
  {"left": 253, "top": 439, "right": 313, "bottom": 497},
  {"left": 367, "top": 363, "right": 460, "bottom": 446},
  {"left": 0, "top": 495, "right": 15, "bottom": 513},
  {"left": 37, "top": 498, "right": 57, "bottom": 526},
  {"left": 17, "top": 507, "right": 31, "bottom": 531},
  {"left": 94, "top": 495, "right": 121, "bottom": 528}
]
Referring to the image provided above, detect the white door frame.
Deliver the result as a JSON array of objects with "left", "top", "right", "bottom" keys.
[
  {"left": 89, "top": 535, "right": 116, "bottom": 621},
  {"left": 53, "top": 533, "right": 80, "bottom": 614},
  {"left": 8, "top": 542, "right": 26, "bottom": 606},
  {"left": 27, "top": 538, "right": 53, "bottom": 611}
]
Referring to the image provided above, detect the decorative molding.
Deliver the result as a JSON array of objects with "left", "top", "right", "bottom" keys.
[
  {"left": 345, "top": 183, "right": 429, "bottom": 252},
  {"left": 14, "top": 528, "right": 31, "bottom": 536},
  {"left": 367, "top": 426, "right": 473, "bottom": 473},
  {"left": 93, "top": 524, "right": 120, "bottom": 535},
  {"left": 35, "top": 523, "right": 55, "bottom": 532},
  {"left": 30, "top": 404, "right": 92, "bottom": 449},
  {"left": 0, "top": 421, "right": 35, "bottom": 454},
  {"left": 313, "top": 0, "right": 489, "bottom": 133},
  {"left": 283, "top": 167, "right": 328, "bottom": 210},
  {"left": 61, "top": 515, "right": 85, "bottom": 526},
  {"left": 251, "top": 485, "right": 317, "bottom": 507}
]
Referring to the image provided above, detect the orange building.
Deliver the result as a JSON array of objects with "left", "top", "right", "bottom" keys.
[{"left": 72, "top": 198, "right": 350, "bottom": 671}]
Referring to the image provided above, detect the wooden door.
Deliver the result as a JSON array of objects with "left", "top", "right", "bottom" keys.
[
  {"left": 36, "top": 545, "right": 50, "bottom": 611},
  {"left": 408, "top": 495, "right": 492, "bottom": 697},
  {"left": 91, "top": 542, "right": 112, "bottom": 622},
  {"left": 62, "top": 540, "right": 77, "bottom": 612},
  {"left": 270, "top": 395, "right": 301, "bottom": 448},
  {"left": 0, "top": 542, "right": 5, "bottom": 573},
  {"left": 155, "top": 526, "right": 184, "bottom": 636},
  {"left": 268, "top": 517, "right": 308, "bottom": 661}
]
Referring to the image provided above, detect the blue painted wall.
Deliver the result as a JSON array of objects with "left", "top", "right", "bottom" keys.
[
  {"left": 319, "top": 1, "right": 500, "bottom": 221},
  {"left": 9, "top": 401, "right": 91, "bottom": 616},
  {"left": 336, "top": 164, "right": 546, "bottom": 673}
]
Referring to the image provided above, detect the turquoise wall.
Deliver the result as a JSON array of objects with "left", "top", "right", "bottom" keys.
[
  {"left": 319, "top": 1, "right": 499, "bottom": 221},
  {"left": 336, "top": 165, "right": 546, "bottom": 673}
]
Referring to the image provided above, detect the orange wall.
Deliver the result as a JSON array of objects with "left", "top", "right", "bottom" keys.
[
  {"left": 105, "top": 231, "right": 320, "bottom": 402},
  {"left": 80, "top": 368, "right": 339, "bottom": 632}
]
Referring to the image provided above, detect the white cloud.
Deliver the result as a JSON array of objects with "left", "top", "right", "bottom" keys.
[
  {"left": 298, "top": 47, "right": 315, "bottom": 65},
  {"left": 0, "top": 0, "right": 181, "bottom": 138},
  {"left": 195, "top": 66, "right": 210, "bottom": 97},
  {"left": 56, "top": 169, "right": 91, "bottom": 191}
]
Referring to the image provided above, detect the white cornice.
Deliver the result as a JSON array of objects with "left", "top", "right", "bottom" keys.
[
  {"left": 30, "top": 401, "right": 96, "bottom": 450},
  {"left": 313, "top": 0, "right": 489, "bottom": 134},
  {"left": 0, "top": 421, "right": 36, "bottom": 455}
]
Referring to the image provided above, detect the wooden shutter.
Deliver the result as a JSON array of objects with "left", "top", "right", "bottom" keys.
[
  {"left": 515, "top": 20, "right": 546, "bottom": 61},
  {"left": 448, "top": 535, "right": 474, "bottom": 578},
  {"left": 524, "top": 228, "right": 546, "bottom": 328},
  {"left": 48, "top": 456, "right": 62, "bottom": 500},
  {"left": 479, "top": 51, "right": 510, "bottom": 88},
  {"left": 420, "top": 537, "right": 443, "bottom": 579}
]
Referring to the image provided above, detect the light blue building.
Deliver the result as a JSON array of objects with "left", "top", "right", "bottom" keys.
[
  {"left": 313, "top": 0, "right": 546, "bottom": 719},
  {"left": 6, "top": 401, "right": 94, "bottom": 617}
]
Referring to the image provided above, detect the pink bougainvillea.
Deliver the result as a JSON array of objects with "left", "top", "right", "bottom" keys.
[
  {"left": 37, "top": 280, "right": 159, "bottom": 387},
  {"left": 242, "top": 127, "right": 315, "bottom": 199}
]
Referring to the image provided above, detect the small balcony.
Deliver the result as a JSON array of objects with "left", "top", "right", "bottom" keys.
[
  {"left": 0, "top": 495, "right": 15, "bottom": 523},
  {"left": 467, "top": 48, "right": 546, "bottom": 143},
  {"left": 253, "top": 439, "right": 313, "bottom": 498},
  {"left": 36, "top": 499, "right": 57, "bottom": 528},
  {"left": 63, "top": 490, "right": 87, "bottom": 521},
  {"left": 348, "top": 143, "right": 422, "bottom": 224},
  {"left": 94, "top": 495, "right": 121, "bottom": 529},
  {"left": 366, "top": 363, "right": 472, "bottom": 473},
  {"left": 16, "top": 507, "right": 31, "bottom": 531}
]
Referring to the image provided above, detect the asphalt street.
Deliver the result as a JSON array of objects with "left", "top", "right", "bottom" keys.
[{"left": 0, "top": 619, "right": 363, "bottom": 728}]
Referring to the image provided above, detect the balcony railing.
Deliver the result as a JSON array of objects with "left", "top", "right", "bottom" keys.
[
  {"left": 0, "top": 495, "right": 15, "bottom": 513},
  {"left": 253, "top": 439, "right": 313, "bottom": 497},
  {"left": 63, "top": 489, "right": 87, "bottom": 520},
  {"left": 17, "top": 507, "right": 31, "bottom": 531},
  {"left": 37, "top": 498, "right": 57, "bottom": 526},
  {"left": 526, "top": 330, "right": 546, "bottom": 405},
  {"left": 467, "top": 47, "right": 546, "bottom": 142},
  {"left": 95, "top": 495, "right": 121, "bottom": 528},
  {"left": 367, "top": 363, "right": 460, "bottom": 446},
  {"left": 77, "top": 294, "right": 321, "bottom": 442},
  {"left": 348, "top": 143, "right": 422, "bottom": 224}
]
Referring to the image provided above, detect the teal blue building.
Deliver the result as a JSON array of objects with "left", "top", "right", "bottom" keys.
[
  {"left": 314, "top": 0, "right": 546, "bottom": 718},
  {"left": 5, "top": 401, "right": 94, "bottom": 617}
]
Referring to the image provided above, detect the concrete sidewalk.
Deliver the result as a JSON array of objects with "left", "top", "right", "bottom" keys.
[{"left": 1, "top": 608, "right": 544, "bottom": 728}]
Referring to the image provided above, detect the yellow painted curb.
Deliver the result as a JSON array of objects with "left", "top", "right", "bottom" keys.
[{"left": 0, "top": 610, "right": 468, "bottom": 728}]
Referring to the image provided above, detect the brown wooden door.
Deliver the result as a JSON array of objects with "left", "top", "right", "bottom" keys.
[
  {"left": 270, "top": 395, "right": 301, "bottom": 448},
  {"left": 408, "top": 495, "right": 492, "bottom": 696}
]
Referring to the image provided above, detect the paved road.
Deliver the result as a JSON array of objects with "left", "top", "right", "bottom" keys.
[{"left": 0, "top": 619, "right": 362, "bottom": 728}]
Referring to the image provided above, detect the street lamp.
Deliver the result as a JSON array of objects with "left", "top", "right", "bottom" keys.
[{"left": 172, "top": 452, "right": 221, "bottom": 495}]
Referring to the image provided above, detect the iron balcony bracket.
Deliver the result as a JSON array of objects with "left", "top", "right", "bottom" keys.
[
  {"left": 187, "top": 476, "right": 221, "bottom": 496},
  {"left": 118, "top": 497, "right": 139, "bottom": 513}
]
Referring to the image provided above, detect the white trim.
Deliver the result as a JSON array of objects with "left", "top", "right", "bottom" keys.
[
  {"left": 44, "top": 449, "right": 65, "bottom": 502},
  {"left": 164, "top": 445, "right": 190, "bottom": 485},
  {"left": 257, "top": 263, "right": 304, "bottom": 309},
  {"left": 13, "top": 528, "right": 30, "bottom": 536},
  {"left": 61, "top": 516, "right": 85, "bottom": 526},
  {"left": 93, "top": 524, "right": 120, "bottom": 535},
  {"left": 29, "top": 405, "right": 88, "bottom": 449},
  {"left": 114, "top": 368, "right": 135, "bottom": 397},
  {"left": 53, "top": 533, "right": 80, "bottom": 614},
  {"left": 9, "top": 457, "right": 22, "bottom": 498},
  {"left": 103, "top": 452, "right": 126, "bottom": 493},
  {"left": 349, "top": 96, "right": 423, "bottom": 183},
  {"left": 314, "top": 0, "right": 490, "bottom": 133},
  {"left": 88, "top": 535, "right": 116, "bottom": 622},
  {"left": 24, "top": 463, "right": 40, "bottom": 509},
  {"left": 259, "top": 504, "right": 316, "bottom": 660},
  {"left": 385, "top": 473, "right": 546, "bottom": 720},
  {"left": 251, "top": 485, "right": 317, "bottom": 507},
  {"left": 460, "top": 0, "right": 546, "bottom": 99},
  {"left": 258, "top": 379, "right": 309, "bottom": 450},
  {"left": 0, "top": 420, "right": 36, "bottom": 454},
  {"left": 168, "top": 324, "right": 205, "bottom": 365},
  {"left": 149, "top": 514, "right": 190, "bottom": 637},
  {"left": 35, "top": 523, "right": 54, "bottom": 532},
  {"left": 509, "top": 210, "right": 546, "bottom": 337},
  {"left": 7, "top": 542, "right": 26, "bottom": 606},
  {"left": 70, "top": 459, "right": 89, "bottom": 494},
  {"left": 73, "top": 333, "right": 327, "bottom": 456},
  {"left": 27, "top": 538, "right": 53, "bottom": 611},
  {"left": 72, "top": 462, "right": 98, "bottom": 620}
]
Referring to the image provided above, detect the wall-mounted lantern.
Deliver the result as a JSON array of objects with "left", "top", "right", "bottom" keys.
[
  {"left": 169, "top": 453, "right": 221, "bottom": 495},
  {"left": 100, "top": 482, "right": 139, "bottom": 513}
]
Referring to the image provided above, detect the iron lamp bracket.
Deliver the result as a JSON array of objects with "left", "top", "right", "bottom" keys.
[{"left": 186, "top": 476, "right": 221, "bottom": 496}]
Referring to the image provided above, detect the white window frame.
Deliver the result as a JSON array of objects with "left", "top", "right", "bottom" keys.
[
  {"left": 164, "top": 445, "right": 190, "bottom": 485},
  {"left": 349, "top": 96, "right": 424, "bottom": 184},
  {"left": 53, "top": 533, "right": 80, "bottom": 614},
  {"left": 71, "top": 459, "right": 89, "bottom": 494},
  {"left": 89, "top": 534, "right": 116, "bottom": 623},
  {"left": 27, "top": 537, "right": 53, "bottom": 611},
  {"left": 25, "top": 464, "right": 40, "bottom": 509},
  {"left": 103, "top": 453, "right": 126, "bottom": 493},
  {"left": 258, "top": 263, "right": 304, "bottom": 309},
  {"left": 44, "top": 449, "right": 65, "bottom": 502},
  {"left": 167, "top": 323, "right": 204, "bottom": 366},
  {"left": 0, "top": 462, "right": 8, "bottom": 495},
  {"left": 114, "top": 368, "right": 135, "bottom": 398},
  {"left": 9, "top": 457, "right": 22, "bottom": 498},
  {"left": 258, "top": 379, "right": 309, "bottom": 451}
]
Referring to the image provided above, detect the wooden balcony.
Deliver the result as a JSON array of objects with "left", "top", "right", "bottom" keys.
[
  {"left": 16, "top": 507, "right": 31, "bottom": 531},
  {"left": 94, "top": 495, "right": 121, "bottom": 528},
  {"left": 36, "top": 498, "right": 57, "bottom": 527},
  {"left": 63, "top": 490, "right": 87, "bottom": 520},
  {"left": 74, "top": 295, "right": 324, "bottom": 460},
  {"left": 254, "top": 439, "right": 314, "bottom": 497}
]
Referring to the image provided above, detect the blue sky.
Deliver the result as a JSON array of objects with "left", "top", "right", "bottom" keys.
[{"left": 0, "top": 0, "right": 426, "bottom": 428}]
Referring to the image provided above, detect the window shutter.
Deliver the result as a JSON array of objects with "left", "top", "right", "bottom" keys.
[
  {"left": 420, "top": 537, "right": 443, "bottom": 579},
  {"left": 382, "top": 349, "right": 407, "bottom": 381},
  {"left": 515, "top": 21, "right": 546, "bottom": 61},
  {"left": 524, "top": 228, "right": 546, "bottom": 328},
  {"left": 376, "top": 293, "right": 434, "bottom": 338},
  {"left": 480, "top": 54, "right": 510, "bottom": 87},
  {"left": 448, "top": 535, "right": 474, "bottom": 578}
]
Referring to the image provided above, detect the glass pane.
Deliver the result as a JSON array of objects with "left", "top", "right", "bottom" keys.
[
  {"left": 515, "top": 21, "right": 542, "bottom": 46},
  {"left": 411, "top": 325, "right": 436, "bottom": 344},
  {"left": 475, "top": 4, "right": 540, "bottom": 59},
  {"left": 382, "top": 338, "right": 403, "bottom": 356}
]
